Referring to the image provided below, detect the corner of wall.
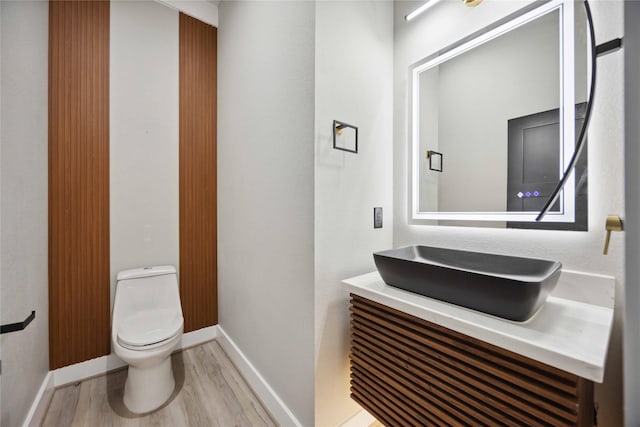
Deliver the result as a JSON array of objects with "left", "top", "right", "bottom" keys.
[
  {"left": 155, "top": 0, "right": 219, "bottom": 27},
  {"left": 217, "top": 2, "right": 315, "bottom": 425},
  {"left": 314, "top": 1, "right": 394, "bottom": 425}
]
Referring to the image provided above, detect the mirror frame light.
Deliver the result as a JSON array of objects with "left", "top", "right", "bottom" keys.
[{"left": 410, "top": 0, "right": 576, "bottom": 223}]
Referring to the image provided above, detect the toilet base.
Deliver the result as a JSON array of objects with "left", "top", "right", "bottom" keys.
[{"left": 123, "top": 356, "right": 175, "bottom": 414}]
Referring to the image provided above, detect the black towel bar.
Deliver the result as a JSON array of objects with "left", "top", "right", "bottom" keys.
[{"left": 0, "top": 311, "right": 35, "bottom": 334}]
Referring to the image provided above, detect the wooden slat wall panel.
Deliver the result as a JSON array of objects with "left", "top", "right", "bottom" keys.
[
  {"left": 49, "top": 0, "right": 110, "bottom": 369},
  {"left": 179, "top": 13, "right": 218, "bottom": 332},
  {"left": 349, "top": 294, "right": 594, "bottom": 427}
]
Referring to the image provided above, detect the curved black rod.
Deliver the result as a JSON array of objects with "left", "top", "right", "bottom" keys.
[{"left": 536, "top": 0, "right": 596, "bottom": 221}]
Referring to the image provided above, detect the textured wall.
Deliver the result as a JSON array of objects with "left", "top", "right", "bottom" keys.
[
  {"left": 48, "top": 0, "right": 111, "bottom": 370},
  {"left": 179, "top": 12, "right": 218, "bottom": 331},
  {"left": 217, "top": 2, "right": 315, "bottom": 425},
  {"left": 0, "top": 1, "right": 49, "bottom": 425},
  {"left": 110, "top": 0, "right": 179, "bottom": 310}
]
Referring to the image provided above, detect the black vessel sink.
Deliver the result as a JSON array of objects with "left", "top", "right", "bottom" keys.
[{"left": 373, "top": 246, "right": 562, "bottom": 321}]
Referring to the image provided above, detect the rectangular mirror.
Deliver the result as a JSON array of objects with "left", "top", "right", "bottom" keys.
[{"left": 410, "top": 0, "right": 588, "bottom": 228}]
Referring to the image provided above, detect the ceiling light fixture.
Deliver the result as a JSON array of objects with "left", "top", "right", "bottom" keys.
[
  {"left": 404, "top": 0, "right": 442, "bottom": 21},
  {"left": 405, "top": 0, "right": 483, "bottom": 22}
]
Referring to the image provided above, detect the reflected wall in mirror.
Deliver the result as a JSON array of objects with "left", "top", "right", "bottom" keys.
[{"left": 410, "top": 0, "right": 588, "bottom": 229}]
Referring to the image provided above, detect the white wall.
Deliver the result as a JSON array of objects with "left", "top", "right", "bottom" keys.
[
  {"left": 110, "top": 1, "right": 179, "bottom": 308},
  {"left": 314, "top": 2, "right": 394, "bottom": 426},
  {"left": 0, "top": 2, "right": 49, "bottom": 426},
  {"left": 624, "top": 2, "right": 640, "bottom": 425},
  {"left": 393, "top": 1, "right": 624, "bottom": 426},
  {"left": 217, "top": 2, "right": 315, "bottom": 425}
]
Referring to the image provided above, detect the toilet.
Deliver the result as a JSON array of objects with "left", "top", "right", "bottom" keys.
[{"left": 112, "top": 266, "right": 184, "bottom": 414}]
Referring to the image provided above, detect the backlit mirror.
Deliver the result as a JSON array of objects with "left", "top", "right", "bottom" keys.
[{"left": 410, "top": 0, "right": 588, "bottom": 229}]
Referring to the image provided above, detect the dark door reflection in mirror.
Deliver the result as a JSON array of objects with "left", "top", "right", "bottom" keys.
[{"left": 507, "top": 103, "right": 587, "bottom": 231}]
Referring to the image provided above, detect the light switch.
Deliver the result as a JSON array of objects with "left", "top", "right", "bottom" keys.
[{"left": 374, "top": 207, "right": 383, "bottom": 229}]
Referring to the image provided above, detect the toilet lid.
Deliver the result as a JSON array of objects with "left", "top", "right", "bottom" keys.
[{"left": 117, "top": 309, "right": 183, "bottom": 348}]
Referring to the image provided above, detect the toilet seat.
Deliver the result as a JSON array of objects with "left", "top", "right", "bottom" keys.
[{"left": 117, "top": 308, "right": 183, "bottom": 350}]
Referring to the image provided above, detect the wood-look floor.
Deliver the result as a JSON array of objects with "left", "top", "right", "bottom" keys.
[{"left": 42, "top": 341, "right": 276, "bottom": 427}]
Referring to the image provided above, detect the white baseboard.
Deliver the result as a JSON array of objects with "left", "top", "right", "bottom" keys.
[
  {"left": 53, "top": 352, "right": 127, "bottom": 388},
  {"left": 217, "top": 326, "right": 302, "bottom": 427},
  {"left": 180, "top": 324, "right": 218, "bottom": 349},
  {"left": 22, "top": 371, "right": 54, "bottom": 427},
  {"left": 53, "top": 325, "right": 219, "bottom": 388},
  {"left": 340, "top": 410, "right": 376, "bottom": 427}
]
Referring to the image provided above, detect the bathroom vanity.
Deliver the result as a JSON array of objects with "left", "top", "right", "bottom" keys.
[{"left": 343, "top": 270, "right": 614, "bottom": 426}]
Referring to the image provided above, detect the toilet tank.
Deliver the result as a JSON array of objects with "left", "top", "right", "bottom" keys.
[{"left": 114, "top": 266, "right": 181, "bottom": 315}]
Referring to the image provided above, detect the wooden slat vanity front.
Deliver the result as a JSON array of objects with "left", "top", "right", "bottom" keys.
[{"left": 349, "top": 294, "right": 595, "bottom": 426}]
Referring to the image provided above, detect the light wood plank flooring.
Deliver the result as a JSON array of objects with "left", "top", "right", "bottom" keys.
[{"left": 42, "top": 341, "right": 276, "bottom": 427}]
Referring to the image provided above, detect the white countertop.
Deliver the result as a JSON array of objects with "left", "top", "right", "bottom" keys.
[{"left": 342, "top": 270, "right": 615, "bottom": 383}]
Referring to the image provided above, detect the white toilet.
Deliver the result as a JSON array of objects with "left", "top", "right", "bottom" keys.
[{"left": 112, "top": 266, "right": 184, "bottom": 414}]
